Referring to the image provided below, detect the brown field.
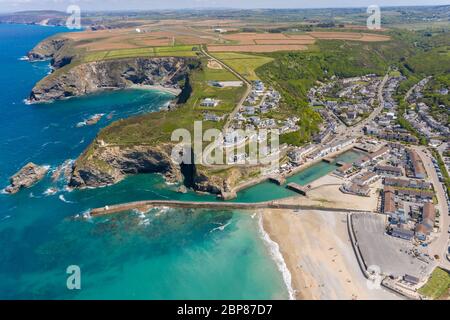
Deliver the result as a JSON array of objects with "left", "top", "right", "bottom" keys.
[
  {"left": 254, "top": 39, "right": 316, "bottom": 45},
  {"left": 222, "top": 32, "right": 292, "bottom": 44},
  {"left": 359, "top": 34, "right": 392, "bottom": 41},
  {"left": 175, "top": 35, "right": 215, "bottom": 45},
  {"left": 76, "top": 35, "right": 169, "bottom": 51},
  {"left": 208, "top": 44, "right": 308, "bottom": 52},
  {"left": 285, "top": 34, "right": 316, "bottom": 40},
  {"left": 60, "top": 22, "right": 391, "bottom": 55},
  {"left": 135, "top": 38, "right": 173, "bottom": 47},
  {"left": 343, "top": 24, "right": 389, "bottom": 32},
  {"left": 308, "top": 31, "right": 391, "bottom": 41}
]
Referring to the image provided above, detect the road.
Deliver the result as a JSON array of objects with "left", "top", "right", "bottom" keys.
[
  {"left": 199, "top": 46, "right": 255, "bottom": 166},
  {"left": 200, "top": 46, "right": 252, "bottom": 130},
  {"left": 415, "top": 147, "right": 450, "bottom": 269}
]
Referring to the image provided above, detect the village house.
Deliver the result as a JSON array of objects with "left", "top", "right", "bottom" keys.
[
  {"left": 407, "top": 149, "right": 427, "bottom": 179},
  {"left": 415, "top": 202, "right": 436, "bottom": 241},
  {"left": 203, "top": 113, "right": 225, "bottom": 122},
  {"left": 395, "top": 188, "right": 434, "bottom": 203},
  {"left": 248, "top": 116, "right": 261, "bottom": 126},
  {"left": 353, "top": 172, "right": 379, "bottom": 186},
  {"left": 390, "top": 226, "right": 415, "bottom": 241},
  {"left": 243, "top": 106, "right": 256, "bottom": 115},
  {"left": 383, "top": 177, "right": 431, "bottom": 190},
  {"left": 375, "top": 165, "right": 403, "bottom": 177},
  {"left": 335, "top": 163, "right": 354, "bottom": 177},
  {"left": 288, "top": 145, "right": 317, "bottom": 164},
  {"left": 200, "top": 98, "right": 220, "bottom": 107},
  {"left": 382, "top": 187, "right": 396, "bottom": 215},
  {"left": 354, "top": 155, "right": 372, "bottom": 169},
  {"left": 341, "top": 182, "right": 370, "bottom": 197}
]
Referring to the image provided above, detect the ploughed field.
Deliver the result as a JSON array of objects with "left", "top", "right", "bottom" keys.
[{"left": 58, "top": 21, "right": 392, "bottom": 60}]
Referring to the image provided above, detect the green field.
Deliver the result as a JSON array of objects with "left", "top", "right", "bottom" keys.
[
  {"left": 210, "top": 52, "right": 274, "bottom": 81},
  {"left": 90, "top": 57, "right": 245, "bottom": 147},
  {"left": 83, "top": 45, "right": 199, "bottom": 63},
  {"left": 201, "top": 67, "right": 239, "bottom": 82},
  {"left": 418, "top": 268, "right": 450, "bottom": 299}
]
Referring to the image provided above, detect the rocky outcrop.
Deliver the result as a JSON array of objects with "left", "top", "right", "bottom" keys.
[
  {"left": 69, "top": 144, "right": 184, "bottom": 189},
  {"left": 68, "top": 140, "right": 236, "bottom": 195},
  {"left": 27, "top": 37, "right": 73, "bottom": 68},
  {"left": 193, "top": 172, "right": 223, "bottom": 194},
  {"left": 29, "top": 57, "right": 190, "bottom": 103},
  {"left": 5, "top": 162, "right": 49, "bottom": 194}
]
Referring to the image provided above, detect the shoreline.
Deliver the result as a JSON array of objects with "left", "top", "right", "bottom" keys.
[
  {"left": 261, "top": 209, "right": 402, "bottom": 300},
  {"left": 128, "top": 84, "right": 182, "bottom": 96},
  {"left": 25, "top": 84, "right": 180, "bottom": 105}
]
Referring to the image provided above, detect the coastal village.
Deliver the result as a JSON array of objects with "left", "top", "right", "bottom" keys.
[
  {"left": 309, "top": 74, "right": 381, "bottom": 126},
  {"left": 2, "top": 7, "right": 449, "bottom": 301},
  {"left": 194, "top": 69, "right": 450, "bottom": 299}
]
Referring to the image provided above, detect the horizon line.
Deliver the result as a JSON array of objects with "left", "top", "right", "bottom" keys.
[{"left": 1, "top": 3, "right": 449, "bottom": 14}]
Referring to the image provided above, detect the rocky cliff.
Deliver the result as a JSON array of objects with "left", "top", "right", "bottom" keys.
[
  {"left": 69, "top": 143, "right": 182, "bottom": 188},
  {"left": 68, "top": 137, "right": 261, "bottom": 198},
  {"left": 27, "top": 36, "right": 74, "bottom": 68},
  {"left": 69, "top": 142, "right": 223, "bottom": 195},
  {"left": 5, "top": 162, "right": 49, "bottom": 194},
  {"left": 29, "top": 57, "right": 190, "bottom": 103}
]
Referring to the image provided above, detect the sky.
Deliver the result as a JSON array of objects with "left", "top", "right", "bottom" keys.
[{"left": 0, "top": 0, "right": 448, "bottom": 12}]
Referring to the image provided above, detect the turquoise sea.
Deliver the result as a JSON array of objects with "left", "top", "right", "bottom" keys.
[{"left": 0, "top": 24, "right": 361, "bottom": 300}]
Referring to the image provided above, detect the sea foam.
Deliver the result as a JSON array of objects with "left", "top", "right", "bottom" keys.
[
  {"left": 257, "top": 214, "right": 295, "bottom": 300},
  {"left": 210, "top": 221, "right": 232, "bottom": 233}
]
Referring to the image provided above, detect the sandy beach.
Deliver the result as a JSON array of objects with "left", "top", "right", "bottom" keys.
[
  {"left": 262, "top": 209, "right": 401, "bottom": 300},
  {"left": 129, "top": 84, "right": 182, "bottom": 95},
  {"left": 279, "top": 174, "right": 380, "bottom": 212}
]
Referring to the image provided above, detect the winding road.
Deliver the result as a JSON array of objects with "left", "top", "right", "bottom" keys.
[
  {"left": 201, "top": 46, "right": 252, "bottom": 130},
  {"left": 199, "top": 46, "right": 254, "bottom": 166},
  {"left": 415, "top": 147, "right": 450, "bottom": 269}
]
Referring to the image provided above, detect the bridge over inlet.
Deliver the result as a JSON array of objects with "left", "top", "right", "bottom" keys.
[{"left": 89, "top": 199, "right": 369, "bottom": 217}]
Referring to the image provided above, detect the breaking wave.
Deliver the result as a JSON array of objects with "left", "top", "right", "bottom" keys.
[
  {"left": 210, "top": 221, "right": 232, "bottom": 233},
  {"left": 257, "top": 214, "right": 295, "bottom": 300},
  {"left": 58, "top": 195, "right": 75, "bottom": 204}
]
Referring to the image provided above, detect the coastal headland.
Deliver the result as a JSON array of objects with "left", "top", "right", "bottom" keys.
[{"left": 20, "top": 19, "right": 399, "bottom": 199}]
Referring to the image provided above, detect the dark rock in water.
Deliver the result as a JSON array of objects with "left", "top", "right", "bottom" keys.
[
  {"left": 177, "top": 185, "right": 188, "bottom": 194},
  {"left": 5, "top": 162, "right": 49, "bottom": 194}
]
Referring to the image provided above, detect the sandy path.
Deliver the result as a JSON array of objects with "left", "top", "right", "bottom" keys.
[{"left": 262, "top": 209, "right": 401, "bottom": 300}]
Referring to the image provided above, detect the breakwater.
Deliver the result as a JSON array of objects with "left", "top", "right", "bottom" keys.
[{"left": 89, "top": 199, "right": 370, "bottom": 217}]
